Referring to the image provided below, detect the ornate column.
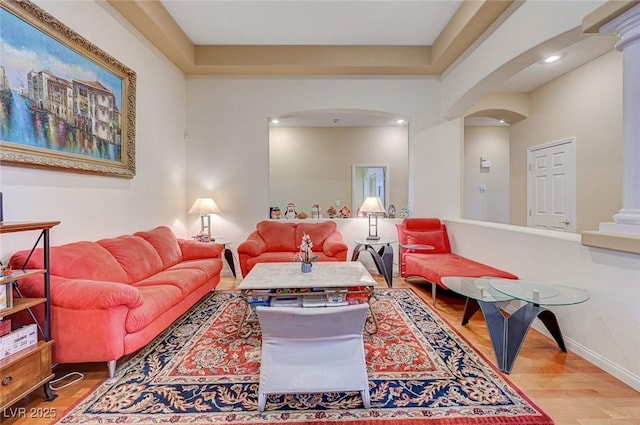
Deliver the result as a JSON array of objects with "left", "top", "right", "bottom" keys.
[{"left": 599, "top": 4, "right": 640, "bottom": 235}]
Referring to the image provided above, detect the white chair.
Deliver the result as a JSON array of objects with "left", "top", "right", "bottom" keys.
[{"left": 255, "top": 304, "right": 371, "bottom": 412}]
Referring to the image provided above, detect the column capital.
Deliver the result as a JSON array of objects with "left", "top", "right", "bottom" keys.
[{"left": 600, "top": 4, "right": 640, "bottom": 50}]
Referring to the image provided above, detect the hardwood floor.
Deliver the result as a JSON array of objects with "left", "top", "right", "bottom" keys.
[{"left": 2, "top": 275, "right": 639, "bottom": 425}]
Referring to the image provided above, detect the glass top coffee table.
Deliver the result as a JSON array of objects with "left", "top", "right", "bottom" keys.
[
  {"left": 441, "top": 276, "right": 589, "bottom": 374},
  {"left": 237, "top": 262, "right": 378, "bottom": 337}
]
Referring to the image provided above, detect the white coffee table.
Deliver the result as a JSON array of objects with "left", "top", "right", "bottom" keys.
[{"left": 237, "top": 262, "right": 377, "bottom": 336}]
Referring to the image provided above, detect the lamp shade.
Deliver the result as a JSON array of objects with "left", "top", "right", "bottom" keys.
[
  {"left": 188, "top": 197, "right": 221, "bottom": 215},
  {"left": 359, "top": 197, "right": 385, "bottom": 215}
]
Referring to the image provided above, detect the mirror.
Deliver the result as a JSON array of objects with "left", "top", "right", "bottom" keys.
[
  {"left": 352, "top": 165, "right": 388, "bottom": 216},
  {"left": 269, "top": 111, "right": 408, "bottom": 219}
]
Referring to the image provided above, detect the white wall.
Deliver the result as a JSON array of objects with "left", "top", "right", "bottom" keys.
[
  {"left": 510, "top": 51, "right": 623, "bottom": 232},
  {"left": 0, "top": 1, "right": 188, "bottom": 260},
  {"left": 185, "top": 77, "right": 443, "bottom": 249},
  {"left": 441, "top": 0, "right": 606, "bottom": 118},
  {"left": 463, "top": 126, "right": 510, "bottom": 224},
  {"left": 411, "top": 119, "right": 463, "bottom": 218},
  {"left": 444, "top": 219, "right": 640, "bottom": 391}
]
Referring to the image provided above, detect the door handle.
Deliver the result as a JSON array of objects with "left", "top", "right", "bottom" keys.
[{"left": 559, "top": 219, "right": 570, "bottom": 225}]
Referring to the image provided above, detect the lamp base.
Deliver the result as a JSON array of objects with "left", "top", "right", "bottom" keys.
[{"left": 366, "top": 235, "right": 381, "bottom": 240}]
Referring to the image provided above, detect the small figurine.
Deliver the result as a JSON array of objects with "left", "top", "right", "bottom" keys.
[
  {"left": 399, "top": 207, "right": 410, "bottom": 218},
  {"left": 326, "top": 205, "right": 337, "bottom": 218},
  {"left": 270, "top": 207, "right": 281, "bottom": 219},
  {"left": 1, "top": 264, "right": 12, "bottom": 277},
  {"left": 339, "top": 206, "right": 351, "bottom": 218},
  {"left": 388, "top": 204, "right": 396, "bottom": 218},
  {"left": 311, "top": 204, "right": 321, "bottom": 219},
  {"left": 285, "top": 202, "right": 297, "bottom": 219},
  {"left": 296, "top": 211, "right": 308, "bottom": 219}
]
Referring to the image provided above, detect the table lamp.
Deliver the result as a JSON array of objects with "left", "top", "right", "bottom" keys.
[
  {"left": 359, "top": 196, "right": 385, "bottom": 240},
  {"left": 189, "top": 197, "right": 220, "bottom": 240}
]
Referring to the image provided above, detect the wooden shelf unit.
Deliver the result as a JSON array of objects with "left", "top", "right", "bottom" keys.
[{"left": 0, "top": 221, "right": 59, "bottom": 410}]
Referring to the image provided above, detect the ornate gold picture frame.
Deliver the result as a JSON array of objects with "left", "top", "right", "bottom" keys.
[{"left": 0, "top": 0, "right": 136, "bottom": 178}]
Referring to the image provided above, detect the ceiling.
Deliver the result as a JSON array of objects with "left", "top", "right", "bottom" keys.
[
  {"left": 110, "top": 1, "right": 618, "bottom": 126},
  {"left": 159, "top": 1, "right": 461, "bottom": 46}
]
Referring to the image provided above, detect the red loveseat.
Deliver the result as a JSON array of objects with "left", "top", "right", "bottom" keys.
[
  {"left": 237, "top": 220, "right": 349, "bottom": 277},
  {"left": 396, "top": 218, "right": 517, "bottom": 304},
  {"left": 9, "top": 226, "right": 223, "bottom": 378}
]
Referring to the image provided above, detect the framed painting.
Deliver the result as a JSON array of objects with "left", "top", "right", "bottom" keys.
[{"left": 0, "top": 0, "right": 136, "bottom": 178}]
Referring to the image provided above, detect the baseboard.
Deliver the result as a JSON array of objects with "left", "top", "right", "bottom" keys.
[
  {"left": 502, "top": 303, "right": 640, "bottom": 392},
  {"left": 562, "top": 336, "right": 640, "bottom": 392}
]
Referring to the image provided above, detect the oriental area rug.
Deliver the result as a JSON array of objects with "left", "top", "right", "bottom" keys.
[{"left": 56, "top": 289, "right": 554, "bottom": 425}]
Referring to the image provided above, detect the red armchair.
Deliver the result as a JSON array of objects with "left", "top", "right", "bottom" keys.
[
  {"left": 237, "top": 220, "right": 349, "bottom": 277},
  {"left": 396, "top": 218, "right": 517, "bottom": 304}
]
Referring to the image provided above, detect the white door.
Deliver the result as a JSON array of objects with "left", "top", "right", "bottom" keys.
[{"left": 527, "top": 138, "right": 576, "bottom": 232}]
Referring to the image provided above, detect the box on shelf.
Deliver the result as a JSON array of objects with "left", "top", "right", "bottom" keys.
[
  {"left": 0, "top": 281, "right": 13, "bottom": 310},
  {"left": 0, "top": 323, "right": 37, "bottom": 359}
]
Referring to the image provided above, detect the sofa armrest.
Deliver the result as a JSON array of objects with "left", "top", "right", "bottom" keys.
[
  {"left": 237, "top": 231, "right": 267, "bottom": 257},
  {"left": 55, "top": 279, "right": 144, "bottom": 310},
  {"left": 323, "top": 231, "right": 349, "bottom": 257},
  {"left": 17, "top": 276, "right": 144, "bottom": 310},
  {"left": 178, "top": 239, "right": 223, "bottom": 260}
]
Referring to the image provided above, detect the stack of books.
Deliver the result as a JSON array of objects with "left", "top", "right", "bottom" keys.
[
  {"left": 302, "top": 294, "right": 327, "bottom": 307},
  {"left": 324, "top": 288, "right": 349, "bottom": 306},
  {"left": 270, "top": 296, "right": 302, "bottom": 307},
  {"left": 247, "top": 289, "right": 271, "bottom": 313}
]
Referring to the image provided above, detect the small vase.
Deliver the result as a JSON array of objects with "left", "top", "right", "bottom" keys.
[{"left": 301, "top": 262, "right": 312, "bottom": 273}]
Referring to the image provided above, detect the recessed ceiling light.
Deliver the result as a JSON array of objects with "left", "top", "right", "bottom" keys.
[
  {"left": 395, "top": 119, "right": 406, "bottom": 124},
  {"left": 270, "top": 118, "right": 280, "bottom": 124},
  {"left": 543, "top": 55, "right": 561, "bottom": 63}
]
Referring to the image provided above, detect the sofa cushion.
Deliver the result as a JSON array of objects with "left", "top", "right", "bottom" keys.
[
  {"left": 125, "top": 285, "right": 183, "bottom": 333},
  {"left": 404, "top": 218, "right": 443, "bottom": 231},
  {"left": 134, "top": 269, "right": 207, "bottom": 297},
  {"left": 257, "top": 220, "right": 297, "bottom": 252},
  {"left": 404, "top": 253, "right": 517, "bottom": 287},
  {"left": 178, "top": 239, "right": 224, "bottom": 260},
  {"left": 10, "top": 242, "right": 128, "bottom": 283},
  {"left": 97, "top": 236, "right": 163, "bottom": 284},
  {"left": 244, "top": 252, "right": 342, "bottom": 274},
  {"left": 295, "top": 221, "right": 337, "bottom": 251},
  {"left": 134, "top": 226, "right": 182, "bottom": 269},
  {"left": 167, "top": 258, "right": 224, "bottom": 282},
  {"left": 405, "top": 230, "right": 449, "bottom": 253}
]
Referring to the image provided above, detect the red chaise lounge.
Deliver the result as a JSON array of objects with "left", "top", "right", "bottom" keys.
[{"left": 396, "top": 218, "right": 517, "bottom": 304}]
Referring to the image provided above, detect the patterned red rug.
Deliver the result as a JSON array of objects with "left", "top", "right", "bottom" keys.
[{"left": 56, "top": 289, "right": 554, "bottom": 424}]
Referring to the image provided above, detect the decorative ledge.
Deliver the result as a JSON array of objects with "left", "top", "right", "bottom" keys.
[{"left": 581, "top": 231, "right": 640, "bottom": 254}]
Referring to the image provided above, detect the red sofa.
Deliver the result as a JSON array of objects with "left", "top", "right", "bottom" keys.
[
  {"left": 396, "top": 218, "right": 517, "bottom": 304},
  {"left": 237, "top": 220, "right": 349, "bottom": 277},
  {"left": 9, "top": 226, "right": 223, "bottom": 378}
]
